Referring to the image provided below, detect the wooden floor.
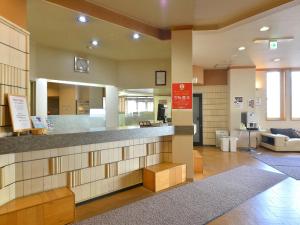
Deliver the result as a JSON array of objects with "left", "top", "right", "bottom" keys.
[{"left": 76, "top": 147, "right": 300, "bottom": 225}]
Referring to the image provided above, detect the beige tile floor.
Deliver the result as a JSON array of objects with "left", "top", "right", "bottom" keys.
[{"left": 76, "top": 147, "right": 300, "bottom": 225}]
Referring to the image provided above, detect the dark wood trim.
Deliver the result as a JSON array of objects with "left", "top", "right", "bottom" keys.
[
  {"left": 203, "top": 69, "right": 227, "bottom": 86},
  {"left": 175, "top": 126, "right": 194, "bottom": 135},
  {"left": 46, "top": 0, "right": 295, "bottom": 36},
  {"left": 46, "top": 0, "right": 171, "bottom": 40},
  {"left": 256, "top": 67, "right": 300, "bottom": 71},
  {"left": 229, "top": 66, "right": 256, "bottom": 70}
]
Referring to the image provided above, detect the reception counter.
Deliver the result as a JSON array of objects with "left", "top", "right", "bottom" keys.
[
  {"left": 0, "top": 125, "right": 175, "bottom": 155},
  {"left": 0, "top": 125, "right": 177, "bottom": 206}
]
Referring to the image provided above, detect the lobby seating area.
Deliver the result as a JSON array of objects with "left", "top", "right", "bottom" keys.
[{"left": 261, "top": 129, "right": 300, "bottom": 152}]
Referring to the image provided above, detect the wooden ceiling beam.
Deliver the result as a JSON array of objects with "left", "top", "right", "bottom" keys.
[
  {"left": 45, "top": 0, "right": 171, "bottom": 40},
  {"left": 46, "top": 0, "right": 294, "bottom": 36}
]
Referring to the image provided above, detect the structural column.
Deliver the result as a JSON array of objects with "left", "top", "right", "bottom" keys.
[
  {"left": 171, "top": 30, "right": 194, "bottom": 179},
  {"left": 35, "top": 78, "right": 48, "bottom": 116},
  {"left": 105, "top": 85, "right": 119, "bottom": 128}
]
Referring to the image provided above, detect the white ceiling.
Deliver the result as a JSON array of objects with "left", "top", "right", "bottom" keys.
[
  {"left": 28, "top": 0, "right": 170, "bottom": 61},
  {"left": 193, "top": 2, "right": 300, "bottom": 68},
  {"left": 87, "top": 0, "right": 292, "bottom": 28},
  {"left": 28, "top": 0, "right": 300, "bottom": 68}
]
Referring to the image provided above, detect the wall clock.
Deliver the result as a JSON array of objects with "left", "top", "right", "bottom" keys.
[{"left": 74, "top": 56, "right": 90, "bottom": 73}]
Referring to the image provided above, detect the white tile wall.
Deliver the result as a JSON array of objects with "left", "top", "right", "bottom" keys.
[{"left": 0, "top": 137, "right": 173, "bottom": 206}]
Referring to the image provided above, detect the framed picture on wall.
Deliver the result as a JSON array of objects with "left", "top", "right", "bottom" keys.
[
  {"left": 8, "top": 95, "right": 32, "bottom": 132},
  {"left": 155, "top": 71, "right": 167, "bottom": 86}
]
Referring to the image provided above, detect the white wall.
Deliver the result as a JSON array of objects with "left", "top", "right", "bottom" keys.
[
  {"left": 31, "top": 44, "right": 118, "bottom": 85},
  {"left": 117, "top": 59, "right": 171, "bottom": 89},
  {"left": 228, "top": 68, "right": 256, "bottom": 147},
  {"left": 31, "top": 44, "right": 172, "bottom": 90}
]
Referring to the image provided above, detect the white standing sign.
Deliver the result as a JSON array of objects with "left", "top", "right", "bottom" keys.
[{"left": 8, "top": 95, "right": 32, "bottom": 132}]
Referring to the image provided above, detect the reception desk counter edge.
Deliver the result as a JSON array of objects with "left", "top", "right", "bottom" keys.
[{"left": 0, "top": 126, "right": 182, "bottom": 206}]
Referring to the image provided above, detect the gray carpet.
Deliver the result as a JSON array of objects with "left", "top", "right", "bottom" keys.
[
  {"left": 74, "top": 166, "right": 287, "bottom": 225},
  {"left": 254, "top": 154, "right": 300, "bottom": 180}
]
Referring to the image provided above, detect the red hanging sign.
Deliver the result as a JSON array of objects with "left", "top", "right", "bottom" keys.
[{"left": 172, "top": 83, "right": 193, "bottom": 109}]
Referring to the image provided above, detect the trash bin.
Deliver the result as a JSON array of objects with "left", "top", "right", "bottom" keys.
[
  {"left": 230, "top": 137, "right": 238, "bottom": 152},
  {"left": 220, "top": 137, "right": 230, "bottom": 152},
  {"left": 216, "top": 130, "right": 229, "bottom": 147}
]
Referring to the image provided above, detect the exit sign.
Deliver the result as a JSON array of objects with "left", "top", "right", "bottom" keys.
[{"left": 269, "top": 40, "right": 278, "bottom": 50}]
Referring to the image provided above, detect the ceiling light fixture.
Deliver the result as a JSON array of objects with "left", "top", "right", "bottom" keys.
[
  {"left": 132, "top": 32, "right": 141, "bottom": 40},
  {"left": 91, "top": 40, "right": 99, "bottom": 47},
  {"left": 260, "top": 26, "right": 270, "bottom": 32},
  {"left": 273, "top": 58, "right": 281, "bottom": 62},
  {"left": 253, "top": 37, "right": 294, "bottom": 44},
  {"left": 78, "top": 15, "right": 88, "bottom": 23},
  {"left": 238, "top": 46, "right": 246, "bottom": 51}
]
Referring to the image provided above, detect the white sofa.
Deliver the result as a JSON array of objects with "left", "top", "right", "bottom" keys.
[{"left": 260, "top": 133, "right": 300, "bottom": 152}]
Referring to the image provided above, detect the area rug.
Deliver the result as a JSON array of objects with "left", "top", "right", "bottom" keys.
[
  {"left": 73, "top": 166, "right": 287, "bottom": 225},
  {"left": 253, "top": 154, "right": 300, "bottom": 180}
]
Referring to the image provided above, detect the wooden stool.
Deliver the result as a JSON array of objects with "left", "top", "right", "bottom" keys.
[
  {"left": 193, "top": 150, "right": 203, "bottom": 173},
  {"left": 0, "top": 187, "right": 75, "bottom": 225},
  {"left": 143, "top": 163, "right": 186, "bottom": 192}
]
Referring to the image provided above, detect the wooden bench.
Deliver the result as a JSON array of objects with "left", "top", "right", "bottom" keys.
[
  {"left": 0, "top": 187, "right": 75, "bottom": 225},
  {"left": 193, "top": 150, "right": 203, "bottom": 173},
  {"left": 143, "top": 163, "right": 186, "bottom": 192}
]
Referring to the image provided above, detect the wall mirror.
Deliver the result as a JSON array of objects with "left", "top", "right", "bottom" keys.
[{"left": 47, "top": 82, "right": 105, "bottom": 116}]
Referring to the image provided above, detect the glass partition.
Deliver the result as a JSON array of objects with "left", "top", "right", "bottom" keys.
[
  {"left": 31, "top": 80, "right": 107, "bottom": 133},
  {"left": 118, "top": 89, "right": 171, "bottom": 126}
]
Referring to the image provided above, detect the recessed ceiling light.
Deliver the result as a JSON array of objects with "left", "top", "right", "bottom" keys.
[
  {"left": 273, "top": 58, "right": 281, "bottom": 62},
  {"left": 238, "top": 46, "right": 246, "bottom": 51},
  {"left": 91, "top": 40, "right": 99, "bottom": 47},
  {"left": 78, "top": 15, "right": 88, "bottom": 23},
  {"left": 132, "top": 32, "right": 141, "bottom": 40},
  {"left": 260, "top": 26, "right": 270, "bottom": 32}
]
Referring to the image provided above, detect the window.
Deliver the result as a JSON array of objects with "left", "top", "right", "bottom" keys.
[
  {"left": 127, "top": 100, "right": 137, "bottom": 113},
  {"left": 123, "top": 97, "right": 154, "bottom": 115},
  {"left": 266, "top": 71, "right": 285, "bottom": 120},
  {"left": 291, "top": 71, "right": 300, "bottom": 119},
  {"left": 138, "top": 101, "right": 146, "bottom": 112}
]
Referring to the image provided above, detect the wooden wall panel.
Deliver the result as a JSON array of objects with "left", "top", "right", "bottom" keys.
[
  {"left": 0, "top": 0, "right": 27, "bottom": 29},
  {"left": 193, "top": 65, "right": 204, "bottom": 85},
  {"left": 204, "top": 69, "right": 228, "bottom": 85}
]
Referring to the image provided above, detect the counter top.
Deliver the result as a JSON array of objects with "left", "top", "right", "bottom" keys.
[{"left": 0, "top": 125, "right": 175, "bottom": 155}]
